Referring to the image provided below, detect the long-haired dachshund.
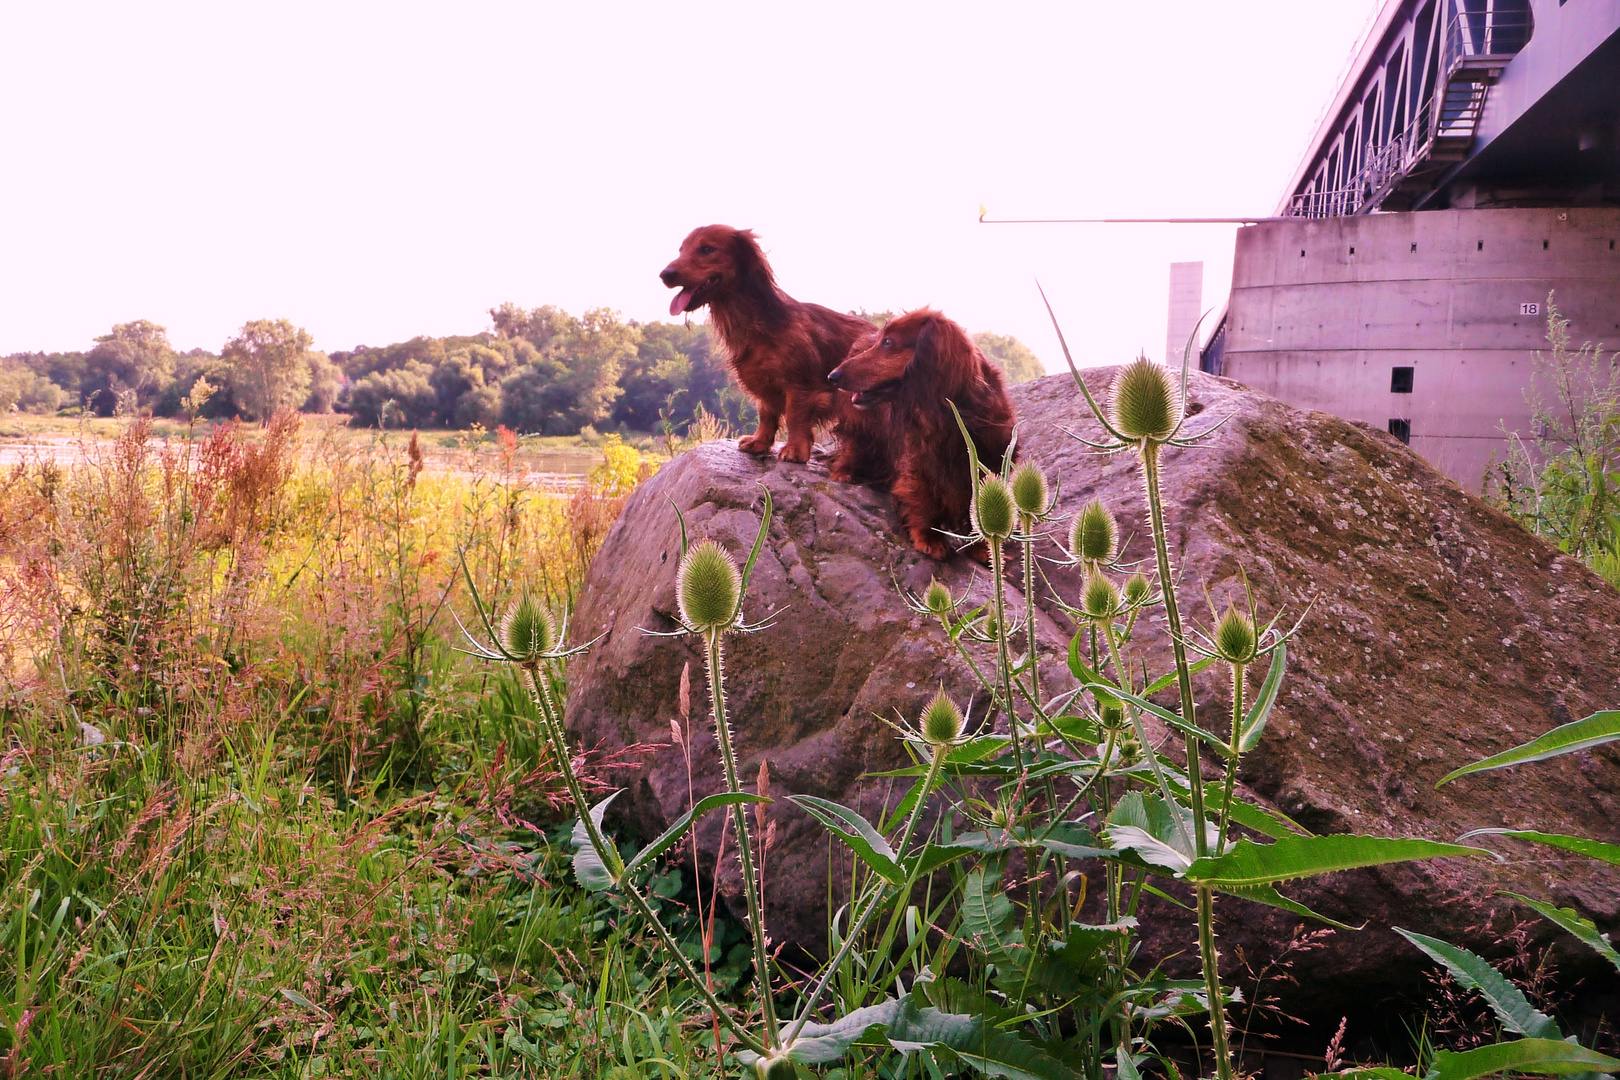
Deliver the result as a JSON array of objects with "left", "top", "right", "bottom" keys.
[
  {"left": 660, "top": 225, "right": 891, "bottom": 484},
  {"left": 827, "top": 308, "right": 1015, "bottom": 559}
]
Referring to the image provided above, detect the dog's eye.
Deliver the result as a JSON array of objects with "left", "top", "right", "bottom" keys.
[
  {"left": 697, "top": 244, "right": 716, "bottom": 255},
  {"left": 881, "top": 336, "right": 893, "bottom": 349}
]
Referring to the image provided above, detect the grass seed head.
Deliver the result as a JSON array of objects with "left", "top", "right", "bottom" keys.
[
  {"left": 1071, "top": 499, "right": 1118, "bottom": 564},
  {"left": 1009, "top": 460, "right": 1050, "bottom": 517},
  {"left": 973, "top": 475, "right": 1016, "bottom": 539},
  {"left": 1214, "top": 602, "right": 1258, "bottom": 665},
  {"left": 920, "top": 688, "right": 965, "bottom": 746},
  {"left": 677, "top": 539, "right": 741, "bottom": 631},
  {"left": 1081, "top": 572, "right": 1122, "bottom": 622},
  {"left": 1108, "top": 355, "right": 1182, "bottom": 442},
  {"left": 500, "top": 593, "right": 557, "bottom": 661}
]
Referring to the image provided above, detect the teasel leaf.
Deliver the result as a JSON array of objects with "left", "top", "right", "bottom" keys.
[
  {"left": 1437, "top": 710, "right": 1620, "bottom": 786},
  {"left": 1182, "top": 835, "right": 1489, "bottom": 888}
]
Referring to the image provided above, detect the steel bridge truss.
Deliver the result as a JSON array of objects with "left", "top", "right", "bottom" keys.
[{"left": 1286, "top": 0, "right": 1532, "bottom": 219}]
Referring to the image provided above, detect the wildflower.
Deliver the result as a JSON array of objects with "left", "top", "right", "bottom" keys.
[
  {"left": 1123, "top": 573, "right": 1151, "bottom": 607},
  {"left": 1081, "top": 572, "right": 1122, "bottom": 622},
  {"left": 500, "top": 594, "right": 557, "bottom": 663},
  {"left": 1108, "top": 356, "right": 1183, "bottom": 443},
  {"left": 923, "top": 578, "right": 956, "bottom": 616},
  {"left": 1009, "top": 461, "right": 1051, "bottom": 518},
  {"left": 920, "top": 689, "right": 965, "bottom": 747},
  {"left": 1071, "top": 499, "right": 1118, "bottom": 565},
  {"left": 1213, "top": 603, "right": 1259, "bottom": 666},
  {"left": 677, "top": 540, "right": 742, "bottom": 632},
  {"left": 973, "top": 475, "right": 1015, "bottom": 540}
]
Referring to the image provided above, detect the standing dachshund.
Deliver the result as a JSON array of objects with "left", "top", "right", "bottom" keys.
[
  {"left": 660, "top": 225, "right": 891, "bottom": 484},
  {"left": 828, "top": 309, "right": 1015, "bottom": 560}
]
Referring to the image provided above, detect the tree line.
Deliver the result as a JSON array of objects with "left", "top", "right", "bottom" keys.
[{"left": 1, "top": 307, "right": 1046, "bottom": 434}]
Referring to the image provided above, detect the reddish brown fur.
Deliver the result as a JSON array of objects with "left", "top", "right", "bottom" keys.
[
  {"left": 828, "top": 309, "right": 1015, "bottom": 560},
  {"left": 660, "top": 225, "right": 891, "bottom": 481}
]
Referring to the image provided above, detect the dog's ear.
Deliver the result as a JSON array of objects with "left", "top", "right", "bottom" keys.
[{"left": 910, "top": 318, "right": 938, "bottom": 372}]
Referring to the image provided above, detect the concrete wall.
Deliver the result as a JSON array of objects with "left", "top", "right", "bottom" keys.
[{"left": 1220, "top": 207, "right": 1620, "bottom": 489}]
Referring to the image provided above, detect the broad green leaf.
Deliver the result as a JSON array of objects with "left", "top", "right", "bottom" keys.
[
  {"left": 907, "top": 841, "right": 980, "bottom": 876},
  {"left": 1037, "top": 820, "right": 1113, "bottom": 861},
  {"left": 1238, "top": 644, "right": 1286, "bottom": 752},
  {"left": 1182, "top": 835, "right": 1487, "bottom": 888},
  {"left": 1067, "top": 643, "right": 1119, "bottom": 703},
  {"left": 1459, "top": 828, "right": 1620, "bottom": 867},
  {"left": 1052, "top": 919, "right": 1136, "bottom": 972},
  {"left": 1105, "top": 792, "right": 1197, "bottom": 872},
  {"left": 960, "top": 870, "right": 1023, "bottom": 968},
  {"left": 776, "top": 998, "right": 903, "bottom": 1064},
  {"left": 885, "top": 999, "right": 1082, "bottom": 1080},
  {"left": 1395, "top": 928, "right": 1560, "bottom": 1038},
  {"left": 571, "top": 791, "right": 621, "bottom": 891},
  {"left": 1498, "top": 892, "right": 1620, "bottom": 972},
  {"left": 1313, "top": 1070, "right": 1415, "bottom": 1080},
  {"left": 789, "top": 794, "right": 904, "bottom": 884},
  {"left": 1040, "top": 714, "right": 1101, "bottom": 745},
  {"left": 1437, "top": 711, "right": 1620, "bottom": 786},
  {"left": 1220, "top": 884, "right": 1354, "bottom": 929},
  {"left": 1426, "top": 1038, "right": 1619, "bottom": 1080},
  {"left": 624, "top": 791, "right": 769, "bottom": 875}
]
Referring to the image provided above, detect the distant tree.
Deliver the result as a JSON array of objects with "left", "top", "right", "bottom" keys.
[
  {"left": 973, "top": 332, "right": 1045, "bottom": 384},
  {"left": 304, "top": 351, "right": 342, "bottom": 413},
  {"left": 0, "top": 363, "right": 63, "bottom": 413},
  {"left": 348, "top": 361, "right": 437, "bottom": 427},
  {"left": 83, "top": 320, "right": 177, "bottom": 414},
  {"left": 221, "top": 319, "right": 315, "bottom": 420},
  {"left": 490, "top": 303, "right": 572, "bottom": 353}
]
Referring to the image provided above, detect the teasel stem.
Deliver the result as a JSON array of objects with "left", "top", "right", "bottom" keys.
[
  {"left": 1138, "top": 443, "right": 1232, "bottom": 1080},
  {"left": 783, "top": 740, "right": 950, "bottom": 1047},
  {"left": 1101, "top": 616, "right": 1185, "bottom": 832},
  {"left": 1020, "top": 516, "right": 1042, "bottom": 711},
  {"left": 522, "top": 662, "right": 770, "bottom": 1057},
  {"left": 988, "top": 536, "right": 1026, "bottom": 775},
  {"left": 1217, "top": 662, "right": 1246, "bottom": 842},
  {"left": 703, "top": 626, "right": 780, "bottom": 1044}
]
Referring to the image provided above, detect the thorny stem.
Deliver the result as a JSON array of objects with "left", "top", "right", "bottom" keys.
[
  {"left": 1217, "top": 662, "right": 1246, "bottom": 842},
  {"left": 1102, "top": 617, "right": 1186, "bottom": 836},
  {"left": 1021, "top": 519, "right": 1042, "bottom": 710},
  {"left": 1138, "top": 443, "right": 1232, "bottom": 1080},
  {"left": 704, "top": 628, "right": 781, "bottom": 1045},
  {"left": 783, "top": 741, "right": 950, "bottom": 1047},
  {"left": 522, "top": 663, "right": 770, "bottom": 1057},
  {"left": 989, "top": 537, "right": 1026, "bottom": 775}
]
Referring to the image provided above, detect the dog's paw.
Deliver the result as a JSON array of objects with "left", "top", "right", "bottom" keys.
[
  {"left": 777, "top": 444, "right": 811, "bottom": 464},
  {"left": 737, "top": 435, "right": 774, "bottom": 454},
  {"left": 912, "top": 533, "right": 953, "bottom": 562}
]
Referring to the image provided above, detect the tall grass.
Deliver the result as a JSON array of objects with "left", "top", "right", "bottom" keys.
[{"left": 0, "top": 414, "right": 725, "bottom": 1078}]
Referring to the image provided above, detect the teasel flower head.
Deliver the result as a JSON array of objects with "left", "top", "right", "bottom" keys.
[
  {"left": 500, "top": 593, "right": 557, "bottom": 663},
  {"left": 919, "top": 688, "right": 966, "bottom": 747},
  {"left": 1081, "top": 572, "right": 1123, "bottom": 622},
  {"left": 1108, "top": 355, "right": 1183, "bottom": 443},
  {"left": 1214, "top": 602, "right": 1259, "bottom": 666},
  {"left": 1009, "top": 460, "right": 1051, "bottom": 519},
  {"left": 1123, "top": 572, "right": 1152, "bottom": 608},
  {"left": 924, "top": 578, "right": 957, "bottom": 617},
  {"left": 972, "top": 475, "right": 1016, "bottom": 540},
  {"left": 1070, "top": 499, "right": 1118, "bottom": 566},
  {"left": 677, "top": 540, "right": 742, "bottom": 632}
]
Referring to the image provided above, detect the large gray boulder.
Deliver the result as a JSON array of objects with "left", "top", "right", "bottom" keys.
[{"left": 565, "top": 369, "right": 1620, "bottom": 1024}]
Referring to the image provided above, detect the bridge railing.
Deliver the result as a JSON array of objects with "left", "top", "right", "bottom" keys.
[{"left": 1286, "top": 3, "right": 1531, "bottom": 218}]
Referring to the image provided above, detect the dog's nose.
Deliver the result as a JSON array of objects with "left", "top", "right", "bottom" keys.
[
  {"left": 659, "top": 267, "right": 680, "bottom": 287},
  {"left": 827, "top": 367, "right": 844, "bottom": 387}
]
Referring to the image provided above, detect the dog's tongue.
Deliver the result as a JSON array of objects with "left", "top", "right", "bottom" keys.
[{"left": 669, "top": 287, "right": 695, "bottom": 317}]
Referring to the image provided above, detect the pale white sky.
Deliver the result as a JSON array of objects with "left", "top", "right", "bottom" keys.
[{"left": 0, "top": 2, "right": 1381, "bottom": 371}]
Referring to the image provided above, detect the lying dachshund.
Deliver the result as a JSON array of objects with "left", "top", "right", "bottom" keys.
[{"left": 828, "top": 308, "right": 1015, "bottom": 559}]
